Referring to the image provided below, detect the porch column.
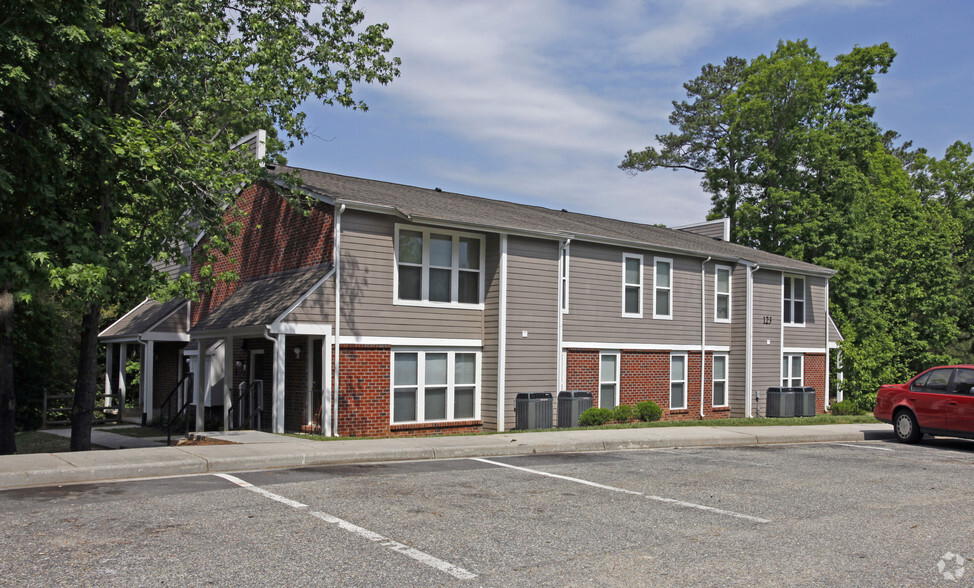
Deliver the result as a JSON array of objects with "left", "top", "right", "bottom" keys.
[
  {"left": 223, "top": 336, "right": 233, "bottom": 432},
  {"left": 323, "top": 332, "right": 332, "bottom": 437},
  {"left": 118, "top": 342, "right": 128, "bottom": 411},
  {"left": 143, "top": 340, "right": 154, "bottom": 424},
  {"left": 104, "top": 343, "right": 114, "bottom": 407},
  {"left": 273, "top": 334, "right": 286, "bottom": 434},
  {"left": 195, "top": 339, "right": 209, "bottom": 432}
]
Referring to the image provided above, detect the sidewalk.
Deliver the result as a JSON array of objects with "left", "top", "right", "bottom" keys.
[{"left": 0, "top": 423, "right": 896, "bottom": 490}]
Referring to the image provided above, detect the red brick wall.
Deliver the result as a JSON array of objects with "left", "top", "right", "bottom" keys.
[
  {"left": 152, "top": 342, "right": 186, "bottom": 410},
  {"left": 191, "top": 184, "right": 334, "bottom": 326},
  {"left": 804, "top": 353, "right": 827, "bottom": 414}
]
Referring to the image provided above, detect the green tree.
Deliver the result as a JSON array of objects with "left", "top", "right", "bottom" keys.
[{"left": 0, "top": 0, "right": 400, "bottom": 453}]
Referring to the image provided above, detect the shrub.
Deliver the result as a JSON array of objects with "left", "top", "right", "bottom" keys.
[
  {"left": 578, "top": 407, "right": 613, "bottom": 426},
  {"left": 612, "top": 404, "right": 636, "bottom": 422},
  {"left": 828, "top": 399, "right": 860, "bottom": 415},
  {"left": 635, "top": 400, "right": 662, "bottom": 422}
]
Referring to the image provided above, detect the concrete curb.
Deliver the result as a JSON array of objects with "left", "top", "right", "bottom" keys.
[{"left": 0, "top": 424, "right": 896, "bottom": 490}]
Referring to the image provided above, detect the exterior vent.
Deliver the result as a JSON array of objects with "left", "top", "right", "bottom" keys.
[{"left": 515, "top": 392, "right": 553, "bottom": 430}]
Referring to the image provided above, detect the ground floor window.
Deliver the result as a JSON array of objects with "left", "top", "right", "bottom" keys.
[
  {"left": 782, "top": 354, "right": 803, "bottom": 387},
  {"left": 392, "top": 350, "right": 479, "bottom": 423},
  {"left": 712, "top": 354, "right": 728, "bottom": 407},
  {"left": 599, "top": 352, "right": 620, "bottom": 408},
  {"left": 670, "top": 353, "right": 687, "bottom": 409}
]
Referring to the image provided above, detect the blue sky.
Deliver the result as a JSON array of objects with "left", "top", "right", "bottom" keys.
[{"left": 287, "top": 0, "right": 973, "bottom": 227}]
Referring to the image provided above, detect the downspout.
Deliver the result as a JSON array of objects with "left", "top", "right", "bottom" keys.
[
  {"left": 700, "top": 257, "right": 711, "bottom": 419},
  {"left": 497, "top": 234, "right": 508, "bottom": 432},
  {"left": 333, "top": 204, "right": 345, "bottom": 437},
  {"left": 556, "top": 239, "right": 571, "bottom": 393},
  {"left": 745, "top": 262, "right": 760, "bottom": 417}
]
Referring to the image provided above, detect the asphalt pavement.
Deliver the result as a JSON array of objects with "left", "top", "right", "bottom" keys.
[{"left": 0, "top": 423, "right": 895, "bottom": 491}]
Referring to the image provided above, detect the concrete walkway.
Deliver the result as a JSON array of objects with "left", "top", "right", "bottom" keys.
[
  {"left": 0, "top": 423, "right": 896, "bottom": 490},
  {"left": 41, "top": 427, "right": 166, "bottom": 450}
]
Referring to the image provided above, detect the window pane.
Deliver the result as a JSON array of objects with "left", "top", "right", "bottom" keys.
[
  {"left": 714, "top": 382, "right": 726, "bottom": 406},
  {"left": 398, "top": 266, "right": 421, "bottom": 300},
  {"left": 393, "top": 389, "right": 416, "bottom": 422},
  {"left": 399, "top": 230, "right": 423, "bottom": 264},
  {"left": 717, "top": 269, "right": 729, "bottom": 293},
  {"left": 714, "top": 356, "right": 726, "bottom": 379},
  {"left": 784, "top": 277, "right": 792, "bottom": 299},
  {"left": 426, "top": 353, "right": 447, "bottom": 385},
  {"left": 671, "top": 355, "right": 685, "bottom": 380},
  {"left": 459, "top": 237, "right": 480, "bottom": 269},
  {"left": 927, "top": 369, "right": 951, "bottom": 392},
  {"left": 430, "top": 234, "right": 452, "bottom": 267},
  {"left": 671, "top": 383, "right": 685, "bottom": 408},
  {"left": 394, "top": 354, "right": 417, "bottom": 386},
  {"left": 600, "top": 384, "right": 616, "bottom": 408},
  {"left": 716, "top": 295, "right": 729, "bottom": 319},
  {"left": 791, "top": 355, "right": 802, "bottom": 377},
  {"left": 782, "top": 356, "right": 789, "bottom": 377},
  {"left": 458, "top": 271, "right": 479, "bottom": 304},
  {"left": 625, "top": 286, "right": 640, "bottom": 314},
  {"left": 455, "top": 354, "right": 476, "bottom": 385},
  {"left": 656, "top": 261, "right": 670, "bottom": 288},
  {"left": 429, "top": 268, "right": 451, "bottom": 302},
  {"left": 454, "top": 387, "right": 475, "bottom": 418},
  {"left": 656, "top": 290, "right": 670, "bottom": 316},
  {"left": 600, "top": 354, "right": 617, "bottom": 381},
  {"left": 425, "top": 387, "right": 447, "bottom": 420},
  {"left": 784, "top": 300, "right": 793, "bottom": 323},
  {"left": 625, "top": 258, "right": 640, "bottom": 285},
  {"left": 793, "top": 300, "right": 804, "bottom": 323},
  {"left": 794, "top": 278, "right": 805, "bottom": 301},
  {"left": 953, "top": 369, "right": 974, "bottom": 394}
]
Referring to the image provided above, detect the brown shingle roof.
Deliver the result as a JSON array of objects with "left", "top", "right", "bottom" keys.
[
  {"left": 272, "top": 165, "right": 833, "bottom": 276},
  {"left": 99, "top": 297, "right": 187, "bottom": 340}
]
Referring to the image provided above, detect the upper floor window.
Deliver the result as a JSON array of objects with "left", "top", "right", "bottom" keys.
[
  {"left": 396, "top": 227, "right": 484, "bottom": 307},
  {"left": 654, "top": 257, "right": 673, "bottom": 319},
  {"left": 622, "top": 253, "right": 643, "bottom": 317},
  {"left": 783, "top": 275, "right": 805, "bottom": 325},
  {"left": 715, "top": 265, "right": 731, "bottom": 322}
]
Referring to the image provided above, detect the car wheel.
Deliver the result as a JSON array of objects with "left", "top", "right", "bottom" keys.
[{"left": 894, "top": 410, "right": 922, "bottom": 444}]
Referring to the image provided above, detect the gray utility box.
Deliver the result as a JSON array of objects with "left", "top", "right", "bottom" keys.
[
  {"left": 557, "top": 391, "right": 593, "bottom": 428},
  {"left": 515, "top": 392, "right": 553, "bottom": 430},
  {"left": 766, "top": 387, "right": 817, "bottom": 417}
]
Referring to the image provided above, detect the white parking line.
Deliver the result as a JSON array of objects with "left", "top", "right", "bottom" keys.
[
  {"left": 214, "top": 473, "right": 477, "bottom": 580},
  {"left": 471, "top": 458, "right": 770, "bottom": 524},
  {"left": 833, "top": 443, "right": 895, "bottom": 452}
]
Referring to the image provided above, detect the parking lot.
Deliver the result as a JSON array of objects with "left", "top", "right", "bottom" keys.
[{"left": 2, "top": 438, "right": 973, "bottom": 586}]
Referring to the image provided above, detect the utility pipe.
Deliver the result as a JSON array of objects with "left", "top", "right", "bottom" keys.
[{"left": 333, "top": 204, "right": 345, "bottom": 436}]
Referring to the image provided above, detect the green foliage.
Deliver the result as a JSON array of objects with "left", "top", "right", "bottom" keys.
[
  {"left": 827, "top": 400, "right": 860, "bottom": 415},
  {"left": 578, "top": 407, "right": 614, "bottom": 427},
  {"left": 611, "top": 404, "right": 636, "bottom": 422},
  {"left": 635, "top": 400, "right": 663, "bottom": 422}
]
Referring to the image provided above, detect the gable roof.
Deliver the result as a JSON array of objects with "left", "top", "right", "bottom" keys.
[
  {"left": 270, "top": 164, "right": 834, "bottom": 276},
  {"left": 99, "top": 297, "right": 188, "bottom": 341}
]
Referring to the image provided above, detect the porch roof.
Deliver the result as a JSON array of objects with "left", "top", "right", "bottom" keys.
[
  {"left": 191, "top": 264, "right": 332, "bottom": 335},
  {"left": 99, "top": 297, "right": 188, "bottom": 341}
]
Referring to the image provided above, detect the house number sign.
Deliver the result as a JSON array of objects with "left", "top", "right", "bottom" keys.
[{"left": 763, "top": 316, "right": 773, "bottom": 324}]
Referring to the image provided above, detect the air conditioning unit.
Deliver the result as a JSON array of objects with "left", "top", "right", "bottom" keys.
[
  {"left": 515, "top": 392, "right": 553, "bottom": 430},
  {"left": 766, "top": 387, "right": 795, "bottom": 418}
]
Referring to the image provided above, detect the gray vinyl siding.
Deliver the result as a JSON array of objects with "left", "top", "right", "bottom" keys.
[
  {"left": 151, "top": 241, "right": 191, "bottom": 280},
  {"left": 752, "top": 269, "right": 783, "bottom": 417},
  {"left": 504, "top": 236, "right": 558, "bottom": 430},
  {"left": 154, "top": 304, "right": 188, "bottom": 334},
  {"left": 287, "top": 276, "right": 335, "bottom": 323},
  {"left": 677, "top": 220, "right": 726, "bottom": 240},
  {"left": 338, "top": 210, "right": 483, "bottom": 340},
  {"left": 481, "top": 234, "right": 501, "bottom": 429},
  {"left": 783, "top": 275, "right": 828, "bottom": 349},
  {"left": 729, "top": 264, "right": 748, "bottom": 417}
]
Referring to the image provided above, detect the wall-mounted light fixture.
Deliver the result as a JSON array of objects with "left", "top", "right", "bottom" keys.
[{"left": 293, "top": 345, "right": 303, "bottom": 359}]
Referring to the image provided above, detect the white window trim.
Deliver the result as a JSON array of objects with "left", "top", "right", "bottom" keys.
[
  {"left": 783, "top": 274, "right": 806, "bottom": 327},
  {"left": 654, "top": 257, "right": 674, "bottom": 320},
  {"left": 714, "top": 265, "right": 732, "bottom": 323},
  {"left": 670, "top": 352, "right": 688, "bottom": 410},
  {"left": 712, "top": 353, "right": 729, "bottom": 407},
  {"left": 393, "top": 224, "right": 486, "bottom": 310},
  {"left": 782, "top": 353, "right": 803, "bottom": 387},
  {"left": 622, "top": 253, "right": 643, "bottom": 318},
  {"left": 390, "top": 349, "right": 482, "bottom": 424},
  {"left": 599, "top": 351, "right": 621, "bottom": 408},
  {"left": 561, "top": 244, "right": 570, "bottom": 314}
]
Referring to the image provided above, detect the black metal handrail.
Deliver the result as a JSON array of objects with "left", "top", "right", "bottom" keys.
[
  {"left": 229, "top": 380, "right": 263, "bottom": 431},
  {"left": 161, "top": 372, "right": 193, "bottom": 446}
]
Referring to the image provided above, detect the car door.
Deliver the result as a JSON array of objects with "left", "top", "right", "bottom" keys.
[
  {"left": 946, "top": 368, "right": 974, "bottom": 434},
  {"left": 909, "top": 368, "right": 952, "bottom": 430}
]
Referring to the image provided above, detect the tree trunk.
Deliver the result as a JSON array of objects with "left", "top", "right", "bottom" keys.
[
  {"left": 70, "top": 302, "right": 101, "bottom": 451},
  {"left": 0, "top": 288, "right": 16, "bottom": 455}
]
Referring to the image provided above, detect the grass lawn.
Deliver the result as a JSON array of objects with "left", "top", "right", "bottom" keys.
[
  {"left": 288, "top": 414, "right": 880, "bottom": 442},
  {"left": 14, "top": 431, "right": 108, "bottom": 454}
]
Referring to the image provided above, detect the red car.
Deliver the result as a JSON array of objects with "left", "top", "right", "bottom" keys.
[{"left": 874, "top": 365, "right": 974, "bottom": 443}]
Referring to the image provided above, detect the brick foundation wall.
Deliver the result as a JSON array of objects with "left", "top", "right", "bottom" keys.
[
  {"left": 191, "top": 184, "right": 334, "bottom": 327},
  {"left": 804, "top": 353, "right": 827, "bottom": 414}
]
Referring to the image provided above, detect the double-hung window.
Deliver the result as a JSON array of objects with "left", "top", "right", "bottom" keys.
[
  {"left": 712, "top": 354, "right": 728, "bottom": 407},
  {"left": 396, "top": 227, "right": 484, "bottom": 306},
  {"left": 654, "top": 257, "right": 673, "bottom": 319},
  {"left": 783, "top": 275, "right": 805, "bottom": 325},
  {"left": 392, "top": 351, "right": 479, "bottom": 423},
  {"left": 715, "top": 265, "right": 731, "bottom": 322},
  {"left": 599, "top": 352, "right": 620, "bottom": 408},
  {"left": 670, "top": 353, "right": 687, "bottom": 409},
  {"left": 622, "top": 253, "right": 642, "bottom": 317},
  {"left": 782, "top": 354, "right": 803, "bottom": 387}
]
